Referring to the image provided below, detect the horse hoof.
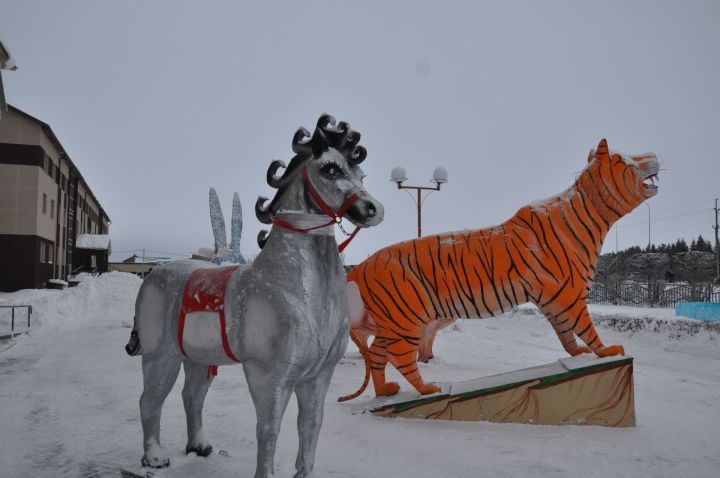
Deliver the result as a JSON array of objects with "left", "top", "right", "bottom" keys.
[
  {"left": 141, "top": 455, "right": 170, "bottom": 468},
  {"left": 186, "top": 443, "right": 213, "bottom": 457}
]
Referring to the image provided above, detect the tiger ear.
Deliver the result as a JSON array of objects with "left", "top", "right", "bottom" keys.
[
  {"left": 596, "top": 138, "right": 610, "bottom": 161},
  {"left": 587, "top": 148, "right": 596, "bottom": 163}
]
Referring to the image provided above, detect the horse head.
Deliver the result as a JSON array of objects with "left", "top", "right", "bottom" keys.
[{"left": 255, "top": 114, "right": 384, "bottom": 248}]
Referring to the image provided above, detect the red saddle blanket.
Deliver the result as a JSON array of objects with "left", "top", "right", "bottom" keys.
[{"left": 178, "top": 265, "right": 242, "bottom": 367}]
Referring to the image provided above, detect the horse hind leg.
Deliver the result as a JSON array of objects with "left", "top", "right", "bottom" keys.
[
  {"left": 140, "top": 354, "right": 182, "bottom": 468},
  {"left": 182, "top": 359, "right": 215, "bottom": 457}
]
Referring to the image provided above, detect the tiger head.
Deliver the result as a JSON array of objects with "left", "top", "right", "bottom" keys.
[{"left": 583, "top": 138, "right": 659, "bottom": 218}]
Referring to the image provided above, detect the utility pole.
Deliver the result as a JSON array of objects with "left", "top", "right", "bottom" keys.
[
  {"left": 645, "top": 202, "right": 651, "bottom": 251},
  {"left": 714, "top": 198, "right": 719, "bottom": 281}
]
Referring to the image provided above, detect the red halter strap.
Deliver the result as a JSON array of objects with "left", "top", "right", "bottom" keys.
[{"left": 270, "top": 164, "right": 364, "bottom": 252}]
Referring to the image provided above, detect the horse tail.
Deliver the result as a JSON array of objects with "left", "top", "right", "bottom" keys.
[
  {"left": 125, "top": 319, "right": 143, "bottom": 356},
  {"left": 337, "top": 328, "right": 371, "bottom": 402}
]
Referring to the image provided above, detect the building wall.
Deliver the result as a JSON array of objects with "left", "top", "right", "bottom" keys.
[
  {"left": 0, "top": 107, "right": 109, "bottom": 291},
  {"left": 0, "top": 109, "right": 43, "bottom": 144},
  {"left": 0, "top": 161, "right": 40, "bottom": 236}
]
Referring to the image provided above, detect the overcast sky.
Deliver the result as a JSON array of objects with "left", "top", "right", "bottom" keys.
[{"left": 2, "top": 0, "right": 719, "bottom": 264}]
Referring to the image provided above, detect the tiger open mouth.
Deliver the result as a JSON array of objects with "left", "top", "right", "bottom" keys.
[
  {"left": 640, "top": 163, "right": 660, "bottom": 197},
  {"left": 643, "top": 173, "right": 658, "bottom": 191}
]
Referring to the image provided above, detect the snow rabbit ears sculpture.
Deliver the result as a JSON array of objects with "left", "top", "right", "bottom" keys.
[
  {"left": 256, "top": 113, "right": 384, "bottom": 249},
  {"left": 209, "top": 188, "right": 246, "bottom": 265}
]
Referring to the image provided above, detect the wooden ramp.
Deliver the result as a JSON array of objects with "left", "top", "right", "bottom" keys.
[{"left": 371, "top": 355, "right": 635, "bottom": 427}]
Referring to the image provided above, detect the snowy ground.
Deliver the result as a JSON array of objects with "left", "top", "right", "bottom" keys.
[{"left": 1, "top": 273, "right": 719, "bottom": 478}]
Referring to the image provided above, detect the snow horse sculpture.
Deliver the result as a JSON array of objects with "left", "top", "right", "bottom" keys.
[
  {"left": 209, "top": 187, "right": 247, "bottom": 264},
  {"left": 340, "top": 139, "right": 658, "bottom": 401},
  {"left": 129, "top": 114, "right": 384, "bottom": 477}
]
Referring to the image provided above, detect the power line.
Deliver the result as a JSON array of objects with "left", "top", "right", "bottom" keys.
[
  {"left": 644, "top": 198, "right": 715, "bottom": 215},
  {"left": 617, "top": 208, "right": 713, "bottom": 228}
]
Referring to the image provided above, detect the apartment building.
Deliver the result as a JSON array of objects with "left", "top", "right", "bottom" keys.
[{"left": 0, "top": 105, "right": 110, "bottom": 291}]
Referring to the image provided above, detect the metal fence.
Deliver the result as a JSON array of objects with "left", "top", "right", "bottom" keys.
[
  {"left": 588, "top": 282, "right": 720, "bottom": 307},
  {"left": 0, "top": 305, "right": 32, "bottom": 339}
]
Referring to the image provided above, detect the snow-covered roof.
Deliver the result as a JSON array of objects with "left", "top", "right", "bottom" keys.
[{"left": 75, "top": 234, "right": 111, "bottom": 251}]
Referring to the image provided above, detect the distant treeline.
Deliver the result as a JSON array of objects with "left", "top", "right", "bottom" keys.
[{"left": 596, "top": 235, "right": 718, "bottom": 283}]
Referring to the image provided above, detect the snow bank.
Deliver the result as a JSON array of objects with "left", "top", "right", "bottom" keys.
[
  {"left": 501, "top": 303, "right": 720, "bottom": 358},
  {"left": 0, "top": 272, "right": 141, "bottom": 333}
]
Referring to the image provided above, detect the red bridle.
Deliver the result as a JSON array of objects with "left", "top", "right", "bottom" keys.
[{"left": 270, "top": 163, "right": 365, "bottom": 252}]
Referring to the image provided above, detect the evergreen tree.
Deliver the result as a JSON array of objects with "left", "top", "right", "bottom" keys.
[
  {"left": 695, "top": 235, "right": 713, "bottom": 252},
  {"left": 677, "top": 238, "right": 689, "bottom": 253}
]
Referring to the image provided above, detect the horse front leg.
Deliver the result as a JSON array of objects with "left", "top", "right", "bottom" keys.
[
  {"left": 293, "top": 366, "right": 335, "bottom": 478},
  {"left": 244, "top": 362, "right": 296, "bottom": 478}
]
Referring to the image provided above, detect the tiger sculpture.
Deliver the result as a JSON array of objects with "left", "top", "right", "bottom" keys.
[{"left": 340, "top": 139, "right": 659, "bottom": 400}]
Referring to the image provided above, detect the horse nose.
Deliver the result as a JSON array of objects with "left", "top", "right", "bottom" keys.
[{"left": 366, "top": 202, "right": 376, "bottom": 217}]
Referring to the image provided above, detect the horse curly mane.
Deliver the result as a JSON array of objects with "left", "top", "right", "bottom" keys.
[{"left": 255, "top": 114, "right": 367, "bottom": 247}]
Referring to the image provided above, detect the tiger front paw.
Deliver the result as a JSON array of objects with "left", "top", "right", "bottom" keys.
[
  {"left": 417, "top": 383, "right": 441, "bottom": 395},
  {"left": 567, "top": 346, "right": 592, "bottom": 356},
  {"left": 595, "top": 344, "right": 625, "bottom": 357},
  {"left": 374, "top": 381, "right": 400, "bottom": 396}
]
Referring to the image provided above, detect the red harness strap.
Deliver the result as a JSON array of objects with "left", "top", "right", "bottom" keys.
[{"left": 178, "top": 266, "right": 242, "bottom": 379}]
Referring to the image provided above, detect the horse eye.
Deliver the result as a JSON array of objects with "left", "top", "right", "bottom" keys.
[{"left": 321, "top": 164, "right": 344, "bottom": 178}]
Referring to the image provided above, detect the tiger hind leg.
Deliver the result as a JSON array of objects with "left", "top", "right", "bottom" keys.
[
  {"left": 386, "top": 338, "right": 440, "bottom": 396},
  {"left": 368, "top": 336, "right": 400, "bottom": 396}
]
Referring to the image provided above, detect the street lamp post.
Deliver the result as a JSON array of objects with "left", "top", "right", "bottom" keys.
[{"left": 390, "top": 166, "right": 448, "bottom": 237}]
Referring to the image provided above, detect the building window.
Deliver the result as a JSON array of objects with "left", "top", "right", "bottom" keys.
[
  {"left": 48, "top": 245, "right": 54, "bottom": 264},
  {"left": 40, "top": 242, "right": 45, "bottom": 263},
  {"left": 42, "top": 194, "right": 47, "bottom": 214},
  {"left": 50, "top": 200, "right": 55, "bottom": 219}
]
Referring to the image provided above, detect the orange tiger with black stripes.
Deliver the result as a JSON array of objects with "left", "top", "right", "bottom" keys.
[{"left": 340, "top": 139, "right": 659, "bottom": 401}]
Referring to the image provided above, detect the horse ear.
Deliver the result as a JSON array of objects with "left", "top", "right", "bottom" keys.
[
  {"left": 596, "top": 139, "right": 610, "bottom": 161},
  {"left": 587, "top": 148, "right": 596, "bottom": 163},
  {"left": 312, "top": 128, "right": 329, "bottom": 158}
]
